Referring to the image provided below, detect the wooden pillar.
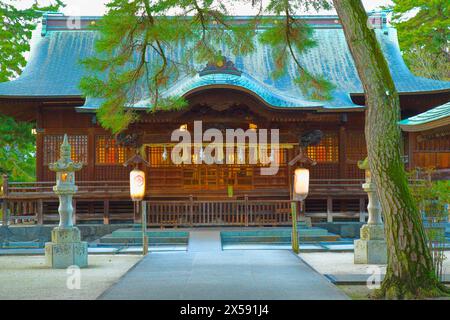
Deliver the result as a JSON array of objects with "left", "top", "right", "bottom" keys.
[
  {"left": 36, "top": 107, "right": 44, "bottom": 181},
  {"left": 359, "top": 197, "right": 366, "bottom": 223},
  {"left": 72, "top": 199, "right": 77, "bottom": 225},
  {"left": 339, "top": 126, "right": 347, "bottom": 179},
  {"left": 141, "top": 201, "right": 148, "bottom": 255},
  {"left": 87, "top": 129, "right": 95, "bottom": 181},
  {"left": 291, "top": 201, "right": 299, "bottom": 254},
  {"left": 133, "top": 201, "right": 141, "bottom": 223},
  {"left": 287, "top": 147, "right": 294, "bottom": 199},
  {"left": 37, "top": 199, "right": 44, "bottom": 225},
  {"left": 189, "top": 195, "right": 194, "bottom": 226},
  {"left": 327, "top": 197, "right": 333, "bottom": 223},
  {"left": 143, "top": 146, "right": 150, "bottom": 197},
  {"left": 2, "top": 174, "right": 8, "bottom": 197},
  {"left": 244, "top": 195, "right": 249, "bottom": 227},
  {"left": 36, "top": 133, "right": 44, "bottom": 181},
  {"left": 2, "top": 175, "right": 8, "bottom": 226},
  {"left": 1, "top": 200, "right": 8, "bottom": 226},
  {"left": 103, "top": 200, "right": 110, "bottom": 225},
  {"left": 407, "top": 132, "right": 415, "bottom": 171}
]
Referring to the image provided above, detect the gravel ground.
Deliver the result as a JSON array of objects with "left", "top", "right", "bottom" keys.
[
  {"left": 300, "top": 252, "right": 450, "bottom": 300},
  {"left": 337, "top": 284, "right": 450, "bottom": 300},
  {"left": 299, "top": 252, "right": 450, "bottom": 276},
  {"left": 299, "top": 252, "right": 387, "bottom": 275},
  {"left": 0, "top": 255, "right": 141, "bottom": 300}
]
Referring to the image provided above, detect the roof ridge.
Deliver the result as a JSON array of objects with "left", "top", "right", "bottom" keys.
[{"left": 41, "top": 12, "right": 388, "bottom": 35}]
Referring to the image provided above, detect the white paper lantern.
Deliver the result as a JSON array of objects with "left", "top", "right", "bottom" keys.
[
  {"left": 130, "top": 168, "right": 146, "bottom": 201},
  {"left": 293, "top": 168, "right": 309, "bottom": 201}
]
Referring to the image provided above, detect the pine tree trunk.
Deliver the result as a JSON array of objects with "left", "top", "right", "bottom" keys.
[{"left": 332, "top": 0, "right": 448, "bottom": 299}]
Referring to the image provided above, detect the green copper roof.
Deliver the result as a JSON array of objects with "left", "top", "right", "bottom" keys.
[
  {"left": 0, "top": 14, "right": 449, "bottom": 112},
  {"left": 399, "top": 102, "right": 450, "bottom": 131},
  {"left": 79, "top": 73, "right": 358, "bottom": 112}
]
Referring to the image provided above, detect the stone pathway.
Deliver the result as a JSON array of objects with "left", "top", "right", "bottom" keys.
[{"left": 99, "top": 230, "right": 348, "bottom": 300}]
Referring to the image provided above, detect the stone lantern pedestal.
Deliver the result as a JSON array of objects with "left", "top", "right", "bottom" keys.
[
  {"left": 45, "top": 134, "right": 88, "bottom": 269},
  {"left": 45, "top": 227, "right": 88, "bottom": 269},
  {"left": 354, "top": 159, "right": 387, "bottom": 264}
]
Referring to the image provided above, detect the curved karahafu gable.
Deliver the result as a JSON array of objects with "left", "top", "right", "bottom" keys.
[{"left": 0, "top": 14, "right": 449, "bottom": 111}]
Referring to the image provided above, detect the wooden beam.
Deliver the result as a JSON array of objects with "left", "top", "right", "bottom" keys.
[
  {"left": 339, "top": 125, "right": 347, "bottom": 178},
  {"left": 408, "top": 132, "right": 415, "bottom": 171},
  {"left": 88, "top": 128, "right": 95, "bottom": 180},
  {"left": 133, "top": 201, "right": 141, "bottom": 223},
  {"left": 73, "top": 199, "right": 77, "bottom": 225},
  {"left": 103, "top": 200, "right": 110, "bottom": 225},
  {"left": 1, "top": 200, "right": 8, "bottom": 226},
  {"left": 37, "top": 199, "right": 43, "bottom": 225},
  {"left": 327, "top": 197, "right": 333, "bottom": 223},
  {"left": 359, "top": 197, "right": 366, "bottom": 223}
]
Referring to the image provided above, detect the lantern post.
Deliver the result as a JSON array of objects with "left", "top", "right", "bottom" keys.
[
  {"left": 288, "top": 133, "right": 321, "bottom": 254},
  {"left": 45, "top": 134, "right": 87, "bottom": 268},
  {"left": 291, "top": 168, "right": 310, "bottom": 253},
  {"left": 354, "top": 158, "right": 387, "bottom": 264},
  {"left": 125, "top": 153, "right": 150, "bottom": 256}
]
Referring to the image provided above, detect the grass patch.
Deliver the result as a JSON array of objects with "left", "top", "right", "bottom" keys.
[
  {"left": 338, "top": 284, "right": 450, "bottom": 300},
  {"left": 337, "top": 285, "right": 371, "bottom": 300}
]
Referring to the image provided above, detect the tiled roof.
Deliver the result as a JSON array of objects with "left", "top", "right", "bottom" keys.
[
  {"left": 399, "top": 102, "right": 450, "bottom": 132},
  {"left": 0, "top": 14, "right": 449, "bottom": 111}
]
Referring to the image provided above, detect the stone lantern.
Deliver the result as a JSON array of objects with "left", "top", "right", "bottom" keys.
[
  {"left": 354, "top": 158, "right": 387, "bottom": 264},
  {"left": 45, "top": 134, "right": 88, "bottom": 268}
]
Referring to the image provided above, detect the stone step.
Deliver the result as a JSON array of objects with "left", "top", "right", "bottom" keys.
[
  {"left": 221, "top": 228, "right": 340, "bottom": 244},
  {"left": 108, "top": 229, "right": 189, "bottom": 238},
  {"left": 98, "top": 229, "right": 189, "bottom": 245},
  {"left": 221, "top": 227, "right": 328, "bottom": 237},
  {"left": 96, "top": 242, "right": 188, "bottom": 248},
  {"left": 1, "top": 241, "right": 43, "bottom": 249},
  {"left": 99, "top": 236, "right": 188, "bottom": 244},
  {"left": 221, "top": 235, "right": 340, "bottom": 243}
]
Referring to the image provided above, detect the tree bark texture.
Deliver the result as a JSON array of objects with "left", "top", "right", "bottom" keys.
[{"left": 332, "top": 0, "right": 448, "bottom": 299}]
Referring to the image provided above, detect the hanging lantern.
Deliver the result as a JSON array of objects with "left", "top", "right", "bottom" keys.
[
  {"left": 293, "top": 168, "right": 309, "bottom": 201},
  {"left": 130, "top": 168, "right": 146, "bottom": 201}
]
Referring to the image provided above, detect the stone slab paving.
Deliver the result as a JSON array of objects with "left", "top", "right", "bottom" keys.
[{"left": 99, "top": 230, "right": 348, "bottom": 300}]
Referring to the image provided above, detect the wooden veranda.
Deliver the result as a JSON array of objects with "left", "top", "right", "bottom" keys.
[{"left": 1, "top": 178, "right": 367, "bottom": 226}]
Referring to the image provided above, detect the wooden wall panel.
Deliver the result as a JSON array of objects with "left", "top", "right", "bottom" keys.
[
  {"left": 36, "top": 107, "right": 371, "bottom": 186},
  {"left": 344, "top": 129, "right": 367, "bottom": 179},
  {"left": 410, "top": 127, "right": 450, "bottom": 170}
]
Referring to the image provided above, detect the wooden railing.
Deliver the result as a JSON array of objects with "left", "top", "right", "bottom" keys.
[
  {"left": 308, "top": 179, "right": 365, "bottom": 196},
  {"left": 1, "top": 177, "right": 369, "bottom": 226},
  {"left": 146, "top": 198, "right": 293, "bottom": 227},
  {"left": 2, "top": 179, "right": 365, "bottom": 196},
  {"left": 3, "top": 180, "right": 130, "bottom": 196}
]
